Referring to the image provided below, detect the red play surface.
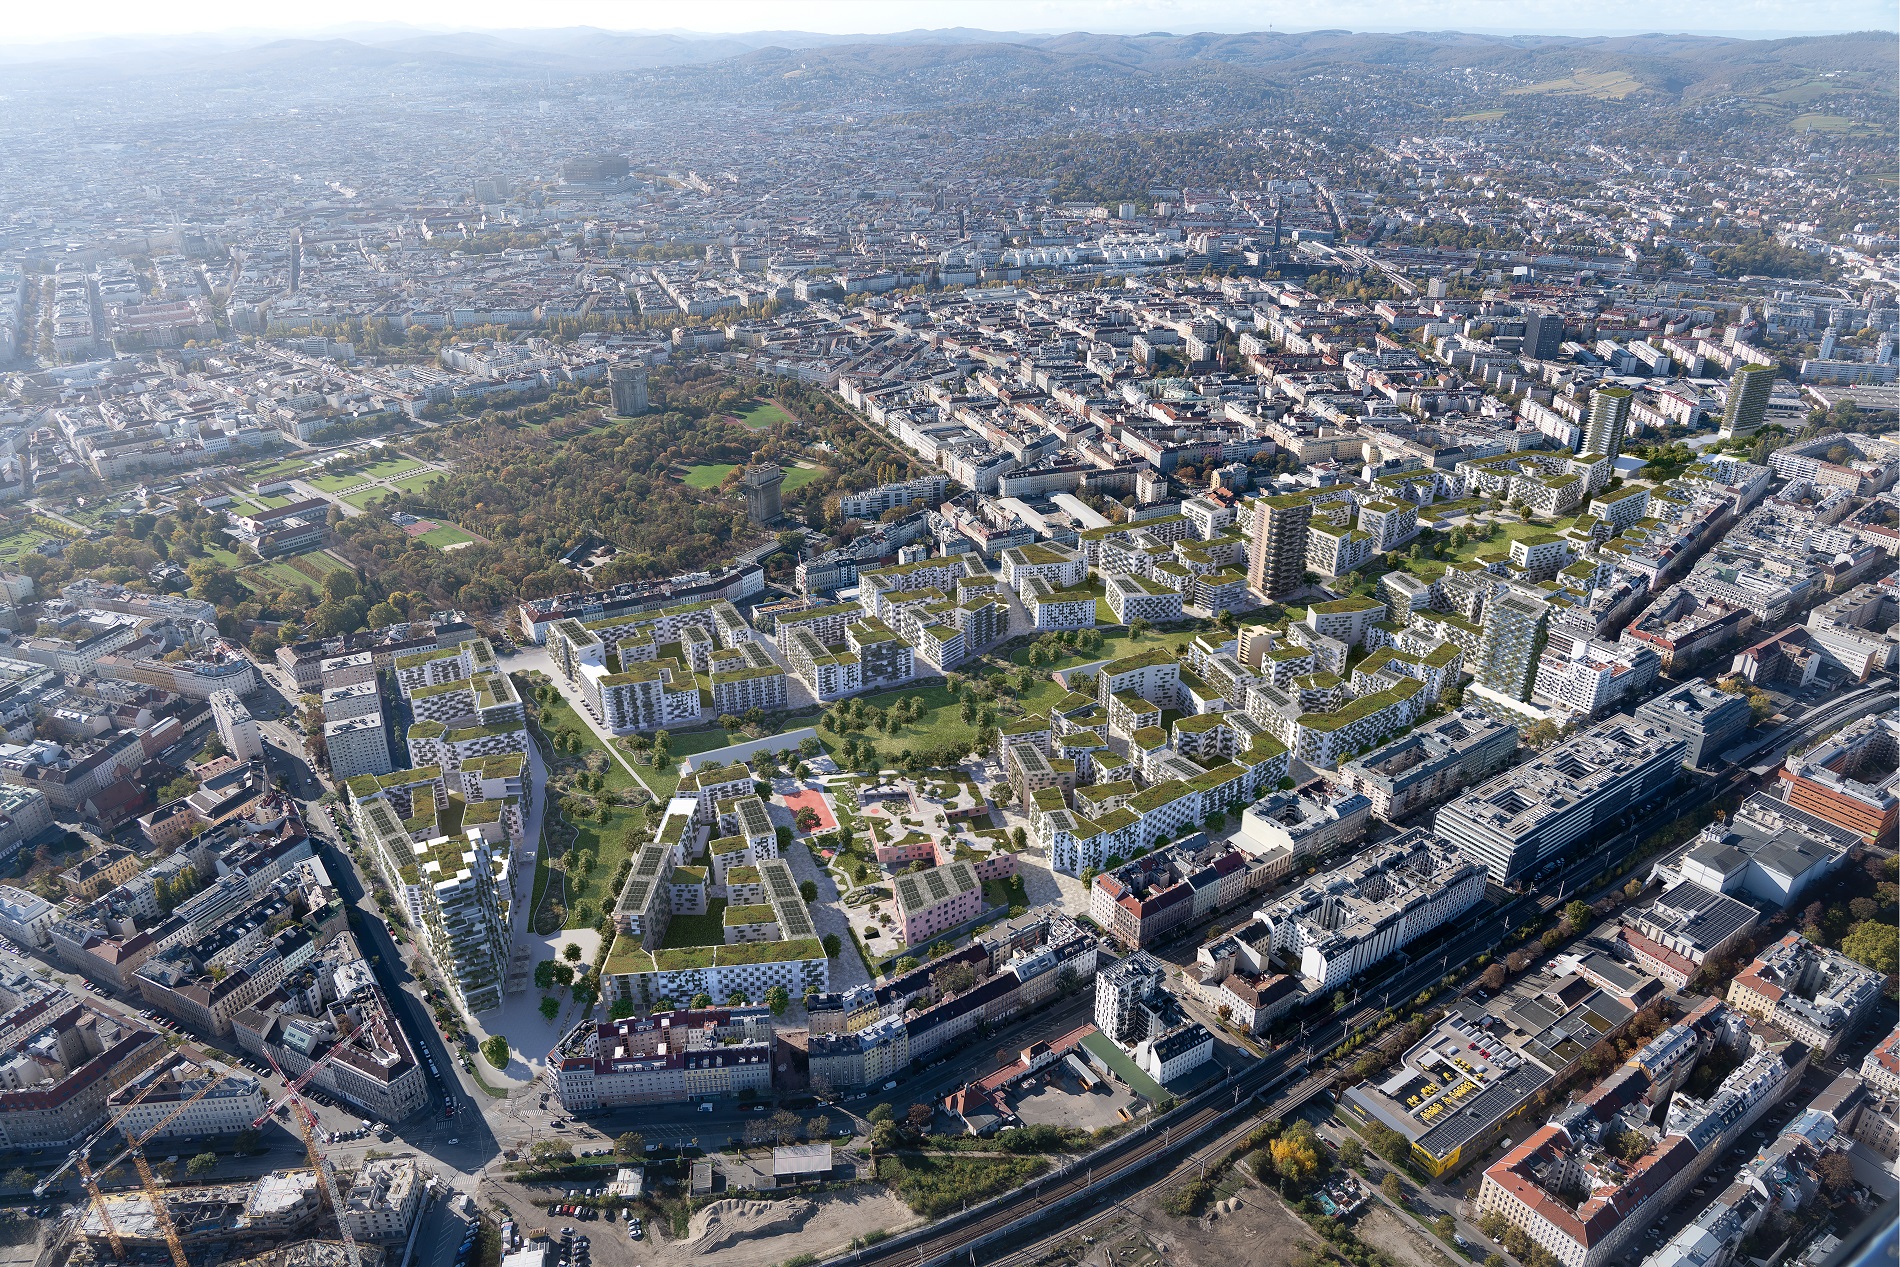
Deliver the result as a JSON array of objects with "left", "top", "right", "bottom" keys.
[{"left": 781, "top": 788, "right": 837, "bottom": 833}]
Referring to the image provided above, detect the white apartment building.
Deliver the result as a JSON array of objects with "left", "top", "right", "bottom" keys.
[
  {"left": 1255, "top": 828, "right": 1485, "bottom": 989},
  {"left": 340, "top": 1159, "right": 425, "bottom": 1244},
  {"left": 0, "top": 884, "right": 58, "bottom": 948},
  {"left": 106, "top": 1055, "right": 266, "bottom": 1142},
  {"left": 210, "top": 690, "right": 264, "bottom": 762},
  {"left": 321, "top": 681, "right": 382, "bottom": 723},
  {"left": 324, "top": 715, "right": 393, "bottom": 780}
]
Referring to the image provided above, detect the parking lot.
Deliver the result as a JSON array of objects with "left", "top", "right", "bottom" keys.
[{"left": 1008, "top": 1073, "right": 1139, "bottom": 1133}]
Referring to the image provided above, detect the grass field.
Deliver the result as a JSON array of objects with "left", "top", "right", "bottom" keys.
[
  {"left": 343, "top": 487, "right": 399, "bottom": 510},
  {"left": 1449, "top": 517, "right": 1579, "bottom": 563},
  {"left": 682, "top": 463, "right": 739, "bottom": 489},
  {"left": 0, "top": 527, "right": 44, "bottom": 562},
  {"left": 362, "top": 457, "right": 422, "bottom": 479},
  {"left": 734, "top": 400, "right": 796, "bottom": 430},
  {"left": 660, "top": 899, "right": 727, "bottom": 948},
  {"left": 418, "top": 523, "right": 476, "bottom": 549},
  {"left": 392, "top": 471, "right": 446, "bottom": 495},
  {"left": 1450, "top": 109, "right": 1506, "bottom": 122},
  {"left": 635, "top": 728, "right": 737, "bottom": 800},
  {"left": 245, "top": 458, "right": 309, "bottom": 481},
  {"left": 1787, "top": 113, "right": 1870, "bottom": 133},
  {"left": 1001, "top": 625, "right": 1185, "bottom": 674},
  {"left": 781, "top": 464, "right": 821, "bottom": 492},
  {"left": 308, "top": 471, "right": 369, "bottom": 493},
  {"left": 1505, "top": 69, "right": 1644, "bottom": 100},
  {"left": 514, "top": 673, "right": 657, "bottom": 929}
]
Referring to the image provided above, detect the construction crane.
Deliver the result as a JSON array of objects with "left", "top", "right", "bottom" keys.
[
  {"left": 131, "top": 1147, "right": 190, "bottom": 1267},
  {"left": 48, "top": 1067, "right": 231, "bottom": 1266},
  {"left": 251, "top": 1028, "right": 366, "bottom": 1128},
  {"left": 265, "top": 1053, "right": 363, "bottom": 1267},
  {"left": 35, "top": 1057, "right": 173, "bottom": 1195}
]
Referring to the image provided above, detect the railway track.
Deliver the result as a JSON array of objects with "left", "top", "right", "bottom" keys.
[{"left": 829, "top": 687, "right": 1900, "bottom": 1267}]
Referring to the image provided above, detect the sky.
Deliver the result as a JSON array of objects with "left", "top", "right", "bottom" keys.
[{"left": 0, "top": 0, "right": 1889, "bottom": 46}]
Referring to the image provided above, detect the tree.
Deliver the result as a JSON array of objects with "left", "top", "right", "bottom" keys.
[
  {"left": 2, "top": 1168, "right": 33, "bottom": 1192},
  {"left": 870, "top": 1119, "right": 901, "bottom": 1151},
  {"left": 1010, "top": 826, "right": 1027, "bottom": 850},
  {"left": 1270, "top": 1134, "right": 1322, "bottom": 1188},
  {"left": 1337, "top": 1137, "right": 1364, "bottom": 1171},
  {"left": 1480, "top": 964, "right": 1508, "bottom": 992},
  {"left": 1479, "top": 1212, "right": 1508, "bottom": 1242},
  {"left": 615, "top": 1132, "right": 646, "bottom": 1157},
  {"left": 187, "top": 1152, "right": 219, "bottom": 1177},
  {"left": 563, "top": 942, "right": 583, "bottom": 962},
  {"left": 481, "top": 1036, "right": 510, "bottom": 1069},
  {"left": 764, "top": 985, "right": 790, "bottom": 1015},
  {"left": 539, "top": 996, "right": 560, "bottom": 1021},
  {"left": 821, "top": 933, "right": 842, "bottom": 959},
  {"left": 534, "top": 960, "right": 556, "bottom": 989},
  {"left": 1435, "top": 1215, "right": 1457, "bottom": 1241},
  {"left": 1842, "top": 920, "right": 1898, "bottom": 974},
  {"left": 866, "top": 1103, "right": 895, "bottom": 1124},
  {"left": 799, "top": 879, "right": 818, "bottom": 902},
  {"left": 1381, "top": 1170, "right": 1404, "bottom": 1203},
  {"left": 1563, "top": 900, "right": 1592, "bottom": 933},
  {"left": 1624, "top": 878, "right": 1643, "bottom": 901},
  {"left": 691, "top": 992, "right": 714, "bottom": 1009},
  {"left": 1816, "top": 1151, "right": 1855, "bottom": 1193}
]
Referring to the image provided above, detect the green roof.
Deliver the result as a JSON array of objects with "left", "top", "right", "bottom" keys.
[
  {"left": 1310, "top": 596, "right": 1382, "bottom": 615},
  {"left": 1100, "top": 647, "right": 1178, "bottom": 676},
  {"left": 724, "top": 903, "right": 778, "bottom": 925},
  {"left": 1128, "top": 780, "right": 1192, "bottom": 813},
  {"left": 1298, "top": 679, "right": 1424, "bottom": 732},
  {"left": 715, "top": 937, "right": 824, "bottom": 966}
]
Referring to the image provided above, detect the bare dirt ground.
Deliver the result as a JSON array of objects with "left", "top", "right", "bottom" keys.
[
  {"left": 1105, "top": 1174, "right": 1315, "bottom": 1267},
  {"left": 511, "top": 1186, "right": 919, "bottom": 1267},
  {"left": 1356, "top": 1205, "right": 1461, "bottom": 1267}
]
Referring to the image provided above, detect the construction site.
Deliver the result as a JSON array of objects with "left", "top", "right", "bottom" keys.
[{"left": 32, "top": 1001, "right": 421, "bottom": 1267}]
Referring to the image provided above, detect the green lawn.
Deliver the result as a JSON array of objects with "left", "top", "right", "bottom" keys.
[
  {"left": 245, "top": 458, "right": 310, "bottom": 481},
  {"left": 419, "top": 523, "right": 476, "bottom": 548},
  {"left": 828, "top": 671, "right": 1094, "bottom": 765},
  {"left": 362, "top": 457, "right": 422, "bottom": 479},
  {"left": 682, "top": 463, "right": 739, "bottom": 490},
  {"left": 1002, "top": 626, "right": 1186, "bottom": 674},
  {"left": 566, "top": 804, "right": 648, "bottom": 929},
  {"left": 244, "top": 560, "right": 317, "bottom": 592},
  {"left": 636, "top": 729, "right": 738, "bottom": 800},
  {"left": 522, "top": 682, "right": 646, "bottom": 796},
  {"left": 515, "top": 673, "right": 655, "bottom": 928},
  {"left": 392, "top": 471, "right": 446, "bottom": 495},
  {"left": 308, "top": 471, "right": 369, "bottom": 493},
  {"left": 660, "top": 898, "right": 727, "bottom": 948},
  {"left": 734, "top": 400, "right": 796, "bottom": 430},
  {"left": 343, "top": 486, "right": 399, "bottom": 510},
  {"left": 1450, "top": 517, "right": 1578, "bottom": 563},
  {"left": 781, "top": 464, "right": 822, "bottom": 492},
  {"left": 295, "top": 550, "right": 350, "bottom": 575}
]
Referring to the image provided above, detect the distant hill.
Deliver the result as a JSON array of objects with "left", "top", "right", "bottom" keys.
[{"left": 0, "top": 24, "right": 1889, "bottom": 105}]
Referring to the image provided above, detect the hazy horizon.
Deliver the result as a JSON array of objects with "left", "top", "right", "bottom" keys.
[{"left": 0, "top": 0, "right": 1890, "bottom": 50}]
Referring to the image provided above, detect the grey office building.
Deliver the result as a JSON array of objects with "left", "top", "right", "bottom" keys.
[
  {"left": 1633, "top": 678, "right": 1754, "bottom": 771},
  {"left": 1434, "top": 718, "right": 1685, "bottom": 884}
]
